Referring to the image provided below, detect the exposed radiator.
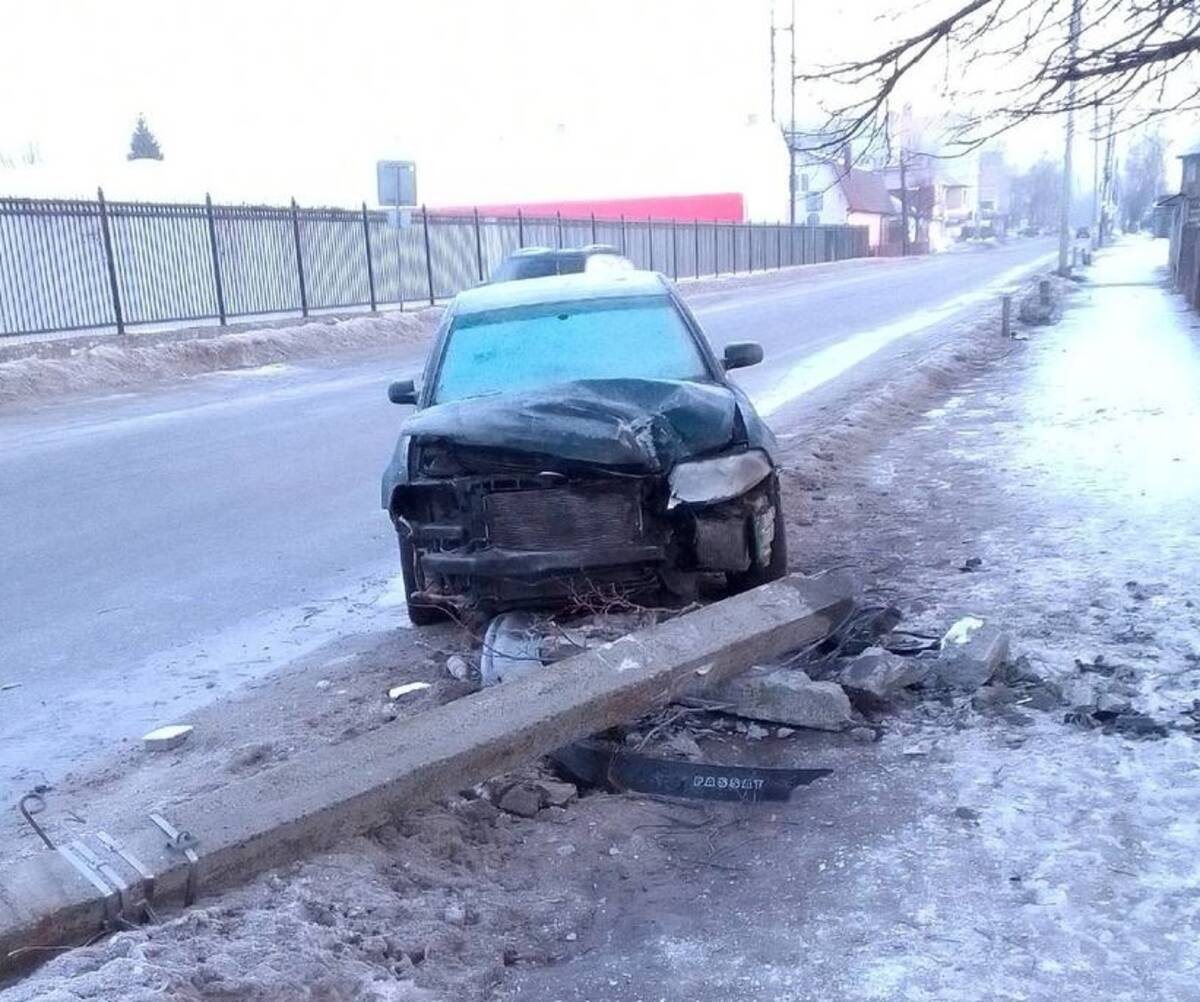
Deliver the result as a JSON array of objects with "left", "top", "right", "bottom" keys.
[{"left": 484, "top": 483, "right": 643, "bottom": 551}]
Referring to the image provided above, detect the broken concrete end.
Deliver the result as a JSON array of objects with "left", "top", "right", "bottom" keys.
[
  {"left": 930, "top": 623, "right": 1010, "bottom": 691},
  {"left": 713, "top": 668, "right": 853, "bottom": 731},
  {"left": 838, "top": 647, "right": 929, "bottom": 702}
]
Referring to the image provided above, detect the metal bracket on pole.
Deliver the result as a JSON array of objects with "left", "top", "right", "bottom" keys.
[{"left": 150, "top": 813, "right": 200, "bottom": 907}]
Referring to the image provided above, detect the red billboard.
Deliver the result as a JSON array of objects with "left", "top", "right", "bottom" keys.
[{"left": 433, "top": 192, "right": 744, "bottom": 223}]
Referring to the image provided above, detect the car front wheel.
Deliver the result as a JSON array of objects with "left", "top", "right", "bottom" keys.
[{"left": 397, "top": 532, "right": 447, "bottom": 626}]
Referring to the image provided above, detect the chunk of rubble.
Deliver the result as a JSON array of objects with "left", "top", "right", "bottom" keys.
[
  {"left": 711, "top": 668, "right": 853, "bottom": 731},
  {"left": 142, "top": 724, "right": 193, "bottom": 751},
  {"left": 928, "top": 618, "right": 1010, "bottom": 691},
  {"left": 838, "top": 646, "right": 929, "bottom": 702},
  {"left": 497, "top": 784, "right": 542, "bottom": 818},
  {"left": 494, "top": 777, "right": 579, "bottom": 817},
  {"left": 660, "top": 731, "right": 704, "bottom": 760}
]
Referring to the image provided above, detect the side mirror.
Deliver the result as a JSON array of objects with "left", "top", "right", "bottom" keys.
[
  {"left": 388, "top": 379, "right": 418, "bottom": 405},
  {"left": 722, "top": 341, "right": 763, "bottom": 371}
]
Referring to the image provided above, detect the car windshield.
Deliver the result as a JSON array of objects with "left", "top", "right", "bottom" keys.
[{"left": 433, "top": 294, "right": 709, "bottom": 403}]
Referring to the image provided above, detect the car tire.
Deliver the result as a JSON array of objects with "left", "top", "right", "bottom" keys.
[
  {"left": 398, "top": 532, "right": 447, "bottom": 626},
  {"left": 728, "top": 476, "right": 789, "bottom": 593}
]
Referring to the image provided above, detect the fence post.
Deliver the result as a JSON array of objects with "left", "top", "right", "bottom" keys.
[
  {"left": 591, "top": 212, "right": 597, "bottom": 244},
  {"left": 290, "top": 198, "right": 308, "bottom": 317},
  {"left": 361, "top": 202, "right": 377, "bottom": 311},
  {"left": 776, "top": 223, "right": 782, "bottom": 270},
  {"left": 694, "top": 219, "right": 701, "bottom": 279},
  {"left": 714, "top": 223, "right": 720, "bottom": 277},
  {"left": 620, "top": 214, "right": 627, "bottom": 256},
  {"left": 647, "top": 217, "right": 654, "bottom": 271},
  {"left": 556, "top": 211, "right": 563, "bottom": 250},
  {"left": 96, "top": 187, "right": 125, "bottom": 334},
  {"left": 671, "top": 218, "right": 678, "bottom": 281},
  {"left": 204, "top": 193, "right": 227, "bottom": 325},
  {"left": 421, "top": 204, "right": 435, "bottom": 306},
  {"left": 517, "top": 209, "right": 525, "bottom": 248},
  {"left": 473, "top": 207, "right": 484, "bottom": 282},
  {"left": 731, "top": 223, "right": 737, "bottom": 274}
]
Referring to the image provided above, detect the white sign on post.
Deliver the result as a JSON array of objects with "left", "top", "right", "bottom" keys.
[{"left": 377, "top": 161, "right": 417, "bottom": 229}]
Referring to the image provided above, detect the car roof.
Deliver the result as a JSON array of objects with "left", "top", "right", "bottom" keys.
[
  {"left": 504, "top": 244, "right": 620, "bottom": 260},
  {"left": 454, "top": 269, "right": 669, "bottom": 315}
]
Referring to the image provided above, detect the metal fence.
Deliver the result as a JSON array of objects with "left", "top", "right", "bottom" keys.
[{"left": 0, "top": 190, "right": 870, "bottom": 338}]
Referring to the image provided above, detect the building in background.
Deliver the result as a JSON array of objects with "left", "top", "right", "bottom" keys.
[
  {"left": 976, "top": 149, "right": 1012, "bottom": 235},
  {"left": 790, "top": 151, "right": 898, "bottom": 251}
]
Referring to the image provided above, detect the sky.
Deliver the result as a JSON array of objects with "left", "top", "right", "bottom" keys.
[{"left": 1, "top": 0, "right": 1195, "bottom": 211}]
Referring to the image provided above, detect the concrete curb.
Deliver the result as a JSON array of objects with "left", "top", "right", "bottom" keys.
[{"left": 0, "top": 569, "right": 857, "bottom": 976}]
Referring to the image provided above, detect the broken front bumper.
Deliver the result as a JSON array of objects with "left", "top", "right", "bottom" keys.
[{"left": 393, "top": 452, "right": 778, "bottom": 611}]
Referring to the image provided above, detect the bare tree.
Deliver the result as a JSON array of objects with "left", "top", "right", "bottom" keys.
[
  {"left": 1120, "top": 129, "right": 1169, "bottom": 230},
  {"left": 797, "top": 0, "right": 1200, "bottom": 155}
]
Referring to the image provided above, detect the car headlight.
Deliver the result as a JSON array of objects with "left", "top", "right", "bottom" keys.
[{"left": 668, "top": 450, "right": 773, "bottom": 508}]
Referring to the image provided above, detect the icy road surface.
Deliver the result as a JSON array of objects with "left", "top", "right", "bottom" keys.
[{"left": 0, "top": 238, "right": 1055, "bottom": 789}]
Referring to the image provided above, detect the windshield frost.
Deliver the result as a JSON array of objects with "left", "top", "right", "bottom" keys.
[{"left": 433, "top": 295, "right": 708, "bottom": 403}]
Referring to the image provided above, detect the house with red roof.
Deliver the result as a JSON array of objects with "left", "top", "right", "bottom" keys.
[{"left": 792, "top": 153, "right": 900, "bottom": 252}]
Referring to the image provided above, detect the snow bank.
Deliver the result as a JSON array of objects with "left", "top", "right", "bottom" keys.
[{"left": 0, "top": 310, "right": 441, "bottom": 408}]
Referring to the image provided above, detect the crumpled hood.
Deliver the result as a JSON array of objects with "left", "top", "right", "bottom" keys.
[{"left": 401, "top": 378, "right": 745, "bottom": 472}]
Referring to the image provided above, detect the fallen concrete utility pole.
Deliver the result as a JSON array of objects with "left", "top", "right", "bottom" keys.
[{"left": 0, "top": 570, "right": 856, "bottom": 975}]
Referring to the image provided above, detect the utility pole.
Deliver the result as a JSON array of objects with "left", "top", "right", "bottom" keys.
[
  {"left": 1092, "top": 103, "right": 1101, "bottom": 248},
  {"left": 1102, "top": 106, "right": 1115, "bottom": 244},
  {"left": 1058, "top": 0, "right": 1082, "bottom": 276},
  {"left": 769, "top": 2, "right": 776, "bottom": 124},
  {"left": 899, "top": 150, "right": 909, "bottom": 257},
  {"left": 788, "top": 0, "right": 797, "bottom": 226}
]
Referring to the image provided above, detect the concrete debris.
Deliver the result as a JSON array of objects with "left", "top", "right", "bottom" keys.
[
  {"left": 712, "top": 668, "right": 853, "bottom": 731},
  {"left": 315, "top": 679, "right": 331, "bottom": 690},
  {"left": 745, "top": 723, "right": 770, "bottom": 740},
  {"left": 142, "top": 724, "right": 193, "bottom": 751},
  {"left": 660, "top": 732, "right": 704, "bottom": 760},
  {"left": 536, "top": 779, "right": 579, "bottom": 809},
  {"left": 497, "top": 784, "right": 543, "bottom": 818},
  {"left": 849, "top": 726, "right": 878, "bottom": 743},
  {"left": 493, "top": 776, "right": 579, "bottom": 817},
  {"left": 387, "top": 681, "right": 432, "bottom": 700},
  {"left": 838, "top": 646, "right": 929, "bottom": 702},
  {"left": 445, "top": 655, "right": 470, "bottom": 681},
  {"left": 776, "top": 727, "right": 795, "bottom": 738},
  {"left": 929, "top": 620, "right": 1010, "bottom": 691},
  {"left": 1066, "top": 701, "right": 1171, "bottom": 739}
]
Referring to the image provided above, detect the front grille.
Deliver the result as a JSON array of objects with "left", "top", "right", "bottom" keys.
[{"left": 484, "top": 483, "right": 643, "bottom": 551}]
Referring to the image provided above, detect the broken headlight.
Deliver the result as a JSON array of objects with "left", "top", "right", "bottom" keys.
[{"left": 667, "top": 449, "right": 772, "bottom": 508}]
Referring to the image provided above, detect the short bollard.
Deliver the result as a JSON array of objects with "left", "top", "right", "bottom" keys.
[
  {"left": 1001, "top": 294, "right": 1012, "bottom": 337},
  {"left": 1039, "top": 279, "right": 1052, "bottom": 305}
]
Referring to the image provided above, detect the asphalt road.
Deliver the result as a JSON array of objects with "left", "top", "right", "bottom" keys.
[{"left": 0, "top": 238, "right": 1056, "bottom": 790}]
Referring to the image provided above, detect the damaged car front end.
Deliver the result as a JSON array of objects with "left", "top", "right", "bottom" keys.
[{"left": 381, "top": 271, "right": 787, "bottom": 624}]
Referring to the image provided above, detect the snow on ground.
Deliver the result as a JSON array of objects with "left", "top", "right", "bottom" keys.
[{"left": 6, "top": 238, "right": 1196, "bottom": 1002}]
